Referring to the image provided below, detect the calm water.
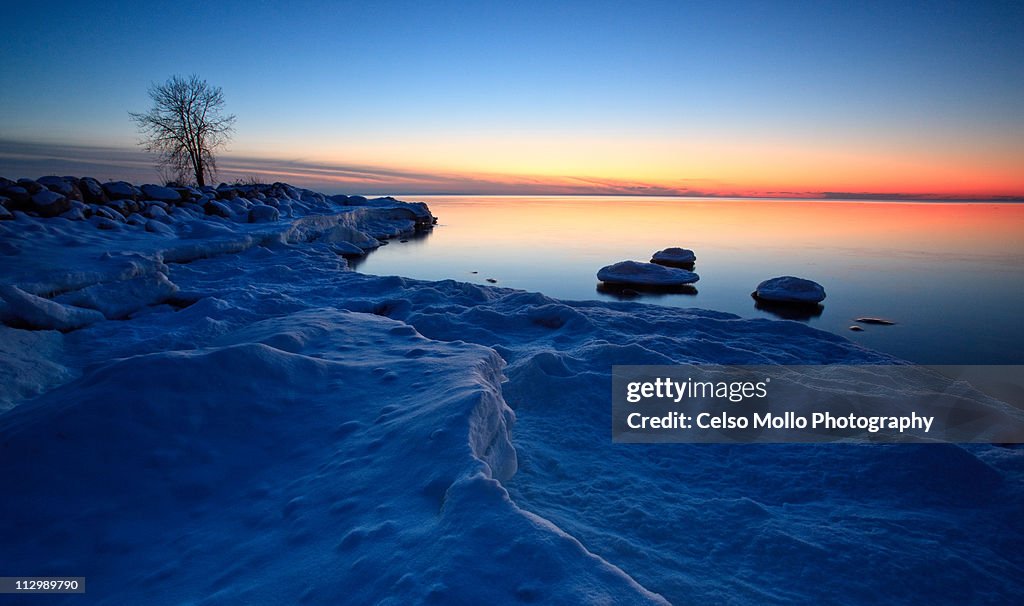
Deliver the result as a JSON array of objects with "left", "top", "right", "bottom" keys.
[{"left": 355, "top": 196, "right": 1024, "bottom": 364}]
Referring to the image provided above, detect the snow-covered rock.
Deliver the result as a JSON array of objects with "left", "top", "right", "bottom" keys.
[
  {"left": 146, "top": 219, "right": 175, "bottom": 235},
  {"left": 204, "top": 200, "right": 233, "bottom": 218},
  {"left": 651, "top": 247, "right": 696, "bottom": 266},
  {"left": 0, "top": 284, "right": 105, "bottom": 330},
  {"left": 248, "top": 204, "right": 280, "bottom": 223},
  {"left": 37, "top": 175, "right": 81, "bottom": 199},
  {"left": 753, "top": 276, "right": 827, "bottom": 304},
  {"left": 103, "top": 181, "right": 140, "bottom": 201},
  {"left": 29, "top": 189, "right": 70, "bottom": 217},
  {"left": 597, "top": 260, "right": 699, "bottom": 286},
  {"left": 140, "top": 184, "right": 181, "bottom": 203},
  {"left": 78, "top": 177, "right": 107, "bottom": 203}
]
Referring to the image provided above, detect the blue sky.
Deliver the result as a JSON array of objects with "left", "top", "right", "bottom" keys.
[{"left": 2, "top": 1, "right": 1022, "bottom": 196}]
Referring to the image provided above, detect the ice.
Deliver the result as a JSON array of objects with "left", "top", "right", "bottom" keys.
[{"left": 597, "top": 260, "right": 699, "bottom": 286}]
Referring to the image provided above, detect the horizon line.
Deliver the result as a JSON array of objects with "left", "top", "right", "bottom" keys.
[{"left": 2, "top": 138, "right": 1021, "bottom": 202}]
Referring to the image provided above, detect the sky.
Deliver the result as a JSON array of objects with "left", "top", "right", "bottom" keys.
[{"left": 1, "top": 0, "right": 1022, "bottom": 198}]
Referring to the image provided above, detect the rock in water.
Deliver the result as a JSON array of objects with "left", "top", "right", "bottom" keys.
[
  {"left": 597, "top": 260, "right": 699, "bottom": 286},
  {"left": 651, "top": 247, "right": 696, "bottom": 267},
  {"left": 849, "top": 325, "right": 864, "bottom": 332},
  {"left": 753, "top": 276, "right": 826, "bottom": 304},
  {"left": 856, "top": 317, "right": 895, "bottom": 325}
]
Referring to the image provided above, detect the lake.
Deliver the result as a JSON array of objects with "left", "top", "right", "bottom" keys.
[{"left": 355, "top": 196, "right": 1024, "bottom": 364}]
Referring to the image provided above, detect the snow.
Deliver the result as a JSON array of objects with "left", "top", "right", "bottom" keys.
[
  {"left": 0, "top": 284, "right": 106, "bottom": 330},
  {"left": 1, "top": 180, "right": 1022, "bottom": 604},
  {"left": 753, "top": 275, "right": 827, "bottom": 304},
  {"left": 597, "top": 260, "right": 700, "bottom": 286},
  {"left": 651, "top": 247, "right": 696, "bottom": 266}
]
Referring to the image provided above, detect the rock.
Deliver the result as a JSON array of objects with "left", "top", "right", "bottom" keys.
[
  {"left": 752, "top": 276, "right": 826, "bottom": 304},
  {"left": 78, "top": 177, "right": 107, "bottom": 203},
  {"left": 102, "top": 181, "right": 140, "bottom": 201},
  {"left": 486, "top": 278, "right": 498, "bottom": 284},
  {"left": 140, "top": 184, "right": 181, "bottom": 203},
  {"left": 107, "top": 199, "right": 135, "bottom": 218},
  {"left": 145, "top": 220, "right": 175, "bottom": 235},
  {"left": 0, "top": 284, "right": 105, "bottom": 331},
  {"left": 60, "top": 207, "right": 86, "bottom": 221},
  {"left": 204, "top": 200, "right": 233, "bottom": 218},
  {"left": 651, "top": 247, "right": 696, "bottom": 267},
  {"left": 143, "top": 205, "right": 170, "bottom": 221},
  {"left": 0, "top": 185, "right": 30, "bottom": 206},
  {"left": 248, "top": 204, "right": 280, "bottom": 223},
  {"left": 597, "top": 260, "right": 699, "bottom": 286},
  {"left": 92, "top": 216, "right": 121, "bottom": 230},
  {"left": 855, "top": 317, "right": 895, "bottom": 325},
  {"left": 0, "top": 205, "right": 12, "bottom": 220},
  {"left": 37, "top": 176, "right": 81, "bottom": 200},
  {"left": 849, "top": 325, "right": 864, "bottom": 332},
  {"left": 17, "top": 178, "right": 43, "bottom": 194},
  {"left": 29, "top": 189, "right": 70, "bottom": 217}
]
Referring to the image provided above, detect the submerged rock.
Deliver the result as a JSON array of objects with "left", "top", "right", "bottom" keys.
[
  {"left": 651, "top": 247, "right": 696, "bottom": 267},
  {"left": 753, "top": 276, "right": 826, "bottom": 304},
  {"left": 597, "top": 260, "right": 699, "bottom": 286}
]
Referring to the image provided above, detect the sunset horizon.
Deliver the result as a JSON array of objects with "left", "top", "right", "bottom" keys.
[{"left": 4, "top": 2, "right": 1022, "bottom": 200}]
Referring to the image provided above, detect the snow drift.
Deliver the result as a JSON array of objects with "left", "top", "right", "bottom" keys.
[{"left": 1, "top": 178, "right": 1021, "bottom": 604}]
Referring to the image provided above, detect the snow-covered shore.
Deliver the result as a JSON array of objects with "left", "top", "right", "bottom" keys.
[{"left": 1, "top": 179, "right": 1021, "bottom": 604}]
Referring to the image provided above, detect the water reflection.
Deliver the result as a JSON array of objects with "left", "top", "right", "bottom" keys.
[
  {"left": 596, "top": 283, "right": 698, "bottom": 299},
  {"left": 356, "top": 196, "right": 1024, "bottom": 363}
]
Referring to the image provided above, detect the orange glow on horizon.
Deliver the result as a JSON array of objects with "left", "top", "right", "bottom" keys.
[{"left": 231, "top": 131, "right": 1024, "bottom": 198}]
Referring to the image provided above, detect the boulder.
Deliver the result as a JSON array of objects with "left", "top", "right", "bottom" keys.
[
  {"left": 37, "top": 176, "right": 82, "bottom": 200},
  {"left": 651, "top": 247, "right": 696, "bottom": 267},
  {"left": 16, "top": 179, "right": 43, "bottom": 194},
  {"left": 597, "top": 260, "right": 699, "bottom": 286},
  {"left": 204, "top": 200, "right": 233, "bottom": 218},
  {"left": 0, "top": 185, "right": 30, "bottom": 207},
  {"left": 29, "top": 189, "right": 71, "bottom": 217},
  {"left": 248, "top": 204, "right": 280, "bottom": 223},
  {"left": 102, "top": 181, "right": 140, "bottom": 201},
  {"left": 752, "top": 276, "right": 826, "bottom": 304},
  {"left": 140, "top": 184, "right": 182, "bottom": 203},
  {"left": 145, "top": 220, "right": 175, "bottom": 235},
  {"left": 78, "top": 177, "right": 107, "bottom": 203}
]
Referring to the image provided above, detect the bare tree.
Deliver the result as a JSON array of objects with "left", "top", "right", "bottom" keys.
[{"left": 129, "top": 75, "right": 236, "bottom": 187}]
